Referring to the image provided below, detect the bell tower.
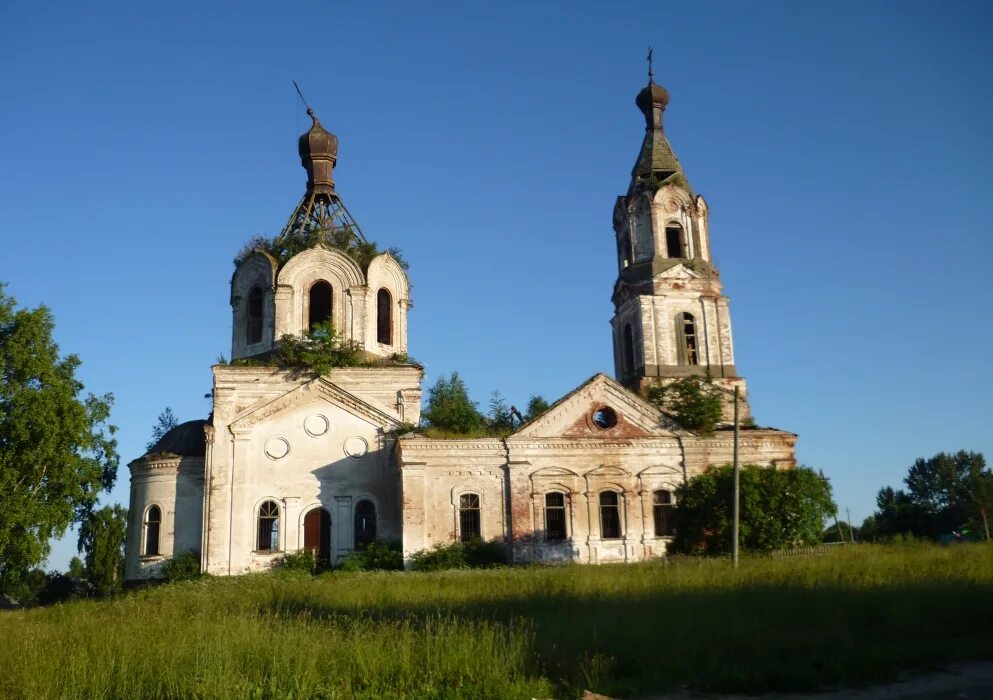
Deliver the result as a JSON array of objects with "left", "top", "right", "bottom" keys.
[{"left": 610, "top": 66, "right": 749, "bottom": 418}]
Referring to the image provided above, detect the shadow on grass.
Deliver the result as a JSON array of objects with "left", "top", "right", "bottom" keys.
[{"left": 263, "top": 581, "right": 993, "bottom": 697}]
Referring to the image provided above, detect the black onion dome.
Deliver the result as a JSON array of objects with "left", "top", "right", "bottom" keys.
[{"left": 147, "top": 419, "right": 209, "bottom": 457}]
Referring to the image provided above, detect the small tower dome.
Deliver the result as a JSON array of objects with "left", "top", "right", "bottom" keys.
[
  {"left": 298, "top": 109, "right": 338, "bottom": 193},
  {"left": 635, "top": 82, "right": 669, "bottom": 114}
]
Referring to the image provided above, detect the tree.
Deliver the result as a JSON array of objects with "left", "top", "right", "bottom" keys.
[
  {"left": 873, "top": 451, "right": 991, "bottom": 540},
  {"left": 421, "top": 372, "right": 484, "bottom": 434},
  {"left": 77, "top": 504, "right": 128, "bottom": 596},
  {"left": 487, "top": 391, "right": 513, "bottom": 432},
  {"left": 147, "top": 407, "right": 179, "bottom": 451},
  {"left": 0, "top": 285, "right": 119, "bottom": 593},
  {"left": 646, "top": 376, "right": 723, "bottom": 434},
  {"left": 525, "top": 394, "right": 550, "bottom": 421},
  {"left": 68, "top": 556, "right": 86, "bottom": 579},
  {"left": 671, "top": 465, "right": 836, "bottom": 555}
]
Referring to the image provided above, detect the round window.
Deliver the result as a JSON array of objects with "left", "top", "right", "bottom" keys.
[{"left": 592, "top": 407, "right": 617, "bottom": 430}]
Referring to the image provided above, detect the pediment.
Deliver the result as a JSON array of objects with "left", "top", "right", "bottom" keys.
[
  {"left": 510, "top": 374, "right": 683, "bottom": 440},
  {"left": 229, "top": 377, "right": 401, "bottom": 434},
  {"left": 657, "top": 263, "right": 703, "bottom": 280}
]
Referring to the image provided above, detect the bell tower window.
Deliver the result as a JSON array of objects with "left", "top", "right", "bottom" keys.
[
  {"left": 676, "top": 312, "right": 699, "bottom": 365},
  {"left": 377, "top": 288, "right": 393, "bottom": 345},
  {"left": 246, "top": 286, "right": 264, "bottom": 345},
  {"left": 622, "top": 324, "right": 635, "bottom": 378},
  {"left": 308, "top": 281, "right": 333, "bottom": 330},
  {"left": 665, "top": 224, "right": 686, "bottom": 259}
]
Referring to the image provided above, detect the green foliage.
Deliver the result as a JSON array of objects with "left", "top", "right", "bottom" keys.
[
  {"left": 276, "top": 549, "right": 317, "bottom": 573},
  {"left": 162, "top": 550, "right": 202, "bottom": 583},
  {"left": 672, "top": 465, "right": 836, "bottom": 554},
  {"left": 487, "top": 391, "right": 514, "bottom": 433},
  {"left": 68, "top": 557, "right": 86, "bottom": 579},
  {"left": 408, "top": 538, "right": 508, "bottom": 571},
  {"left": 873, "top": 451, "right": 992, "bottom": 540},
  {"left": 3, "top": 546, "right": 993, "bottom": 697},
  {"left": 646, "top": 376, "right": 724, "bottom": 434},
  {"left": 0, "top": 284, "right": 119, "bottom": 593},
  {"left": 525, "top": 394, "right": 550, "bottom": 421},
  {"left": 146, "top": 407, "right": 179, "bottom": 451},
  {"left": 77, "top": 504, "right": 128, "bottom": 596},
  {"left": 234, "top": 225, "right": 409, "bottom": 274},
  {"left": 421, "top": 372, "right": 484, "bottom": 434},
  {"left": 271, "top": 322, "right": 363, "bottom": 375},
  {"left": 337, "top": 540, "right": 404, "bottom": 572}
]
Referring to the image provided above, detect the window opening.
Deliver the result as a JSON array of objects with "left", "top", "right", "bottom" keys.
[
  {"left": 592, "top": 407, "right": 617, "bottom": 430},
  {"left": 257, "top": 500, "right": 280, "bottom": 552},
  {"left": 619, "top": 234, "right": 632, "bottom": 268},
  {"left": 665, "top": 225, "right": 686, "bottom": 258},
  {"left": 308, "top": 281, "right": 333, "bottom": 330},
  {"left": 622, "top": 324, "right": 635, "bottom": 378},
  {"left": 653, "top": 490, "right": 675, "bottom": 537},
  {"left": 459, "top": 493, "right": 481, "bottom": 542},
  {"left": 143, "top": 505, "right": 161, "bottom": 556},
  {"left": 545, "top": 492, "right": 567, "bottom": 541},
  {"left": 376, "top": 288, "right": 393, "bottom": 345},
  {"left": 247, "top": 286, "right": 264, "bottom": 345},
  {"left": 354, "top": 500, "right": 377, "bottom": 550},
  {"left": 677, "top": 312, "right": 699, "bottom": 365},
  {"left": 599, "top": 491, "right": 622, "bottom": 539}
]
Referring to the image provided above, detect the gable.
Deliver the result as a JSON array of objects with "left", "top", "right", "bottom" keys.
[
  {"left": 510, "top": 374, "right": 683, "bottom": 440},
  {"left": 229, "top": 377, "right": 401, "bottom": 434},
  {"left": 656, "top": 263, "right": 703, "bottom": 280}
]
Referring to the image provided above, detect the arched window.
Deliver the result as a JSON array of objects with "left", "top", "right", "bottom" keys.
[
  {"left": 676, "top": 312, "right": 699, "bottom": 365},
  {"left": 376, "top": 288, "right": 393, "bottom": 345},
  {"left": 653, "top": 490, "right": 675, "bottom": 537},
  {"left": 257, "top": 500, "right": 280, "bottom": 552},
  {"left": 143, "top": 505, "right": 161, "bottom": 556},
  {"left": 246, "top": 286, "right": 264, "bottom": 345},
  {"left": 459, "top": 493, "right": 481, "bottom": 542},
  {"left": 665, "top": 224, "right": 686, "bottom": 258},
  {"left": 599, "top": 491, "right": 622, "bottom": 539},
  {"left": 544, "top": 492, "right": 567, "bottom": 541},
  {"left": 354, "top": 500, "right": 377, "bottom": 550},
  {"left": 308, "top": 281, "right": 333, "bottom": 330},
  {"left": 622, "top": 324, "right": 635, "bottom": 378}
]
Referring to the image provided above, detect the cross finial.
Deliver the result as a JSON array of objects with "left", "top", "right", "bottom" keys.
[
  {"left": 293, "top": 80, "right": 318, "bottom": 124},
  {"left": 647, "top": 47, "right": 654, "bottom": 84}
]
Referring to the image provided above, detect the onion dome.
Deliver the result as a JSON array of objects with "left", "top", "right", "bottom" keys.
[
  {"left": 636, "top": 82, "right": 669, "bottom": 114},
  {"left": 146, "top": 419, "right": 209, "bottom": 457},
  {"left": 298, "top": 109, "right": 338, "bottom": 194}
]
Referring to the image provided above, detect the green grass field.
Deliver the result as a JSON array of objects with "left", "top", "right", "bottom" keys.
[{"left": 1, "top": 544, "right": 992, "bottom": 699}]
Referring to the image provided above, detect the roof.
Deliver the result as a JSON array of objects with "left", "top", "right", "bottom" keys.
[{"left": 146, "top": 419, "right": 209, "bottom": 457}]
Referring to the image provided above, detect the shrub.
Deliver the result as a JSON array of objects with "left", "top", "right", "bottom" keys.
[
  {"left": 409, "top": 539, "right": 508, "bottom": 572},
  {"left": 275, "top": 549, "right": 316, "bottom": 573},
  {"left": 161, "top": 550, "right": 202, "bottom": 582},
  {"left": 422, "top": 372, "right": 485, "bottom": 434},
  {"left": 337, "top": 540, "right": 404, "bottom": 572},
  {"left": 672, "top": 465, "right": 836, "bottom": 555}
]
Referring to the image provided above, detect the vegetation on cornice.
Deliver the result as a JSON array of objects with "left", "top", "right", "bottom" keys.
[
  {"left": 234, "top": 224, "right": 408, "bottom": 273},
  {"left": 645, "top": 376, "right": 723, "bottom": 435},
  {"left": 652, "top": 172, "right": 690, "bottom": 192},
  {"left": 223, "top": 323, "right": 419, "bottom": 374}
]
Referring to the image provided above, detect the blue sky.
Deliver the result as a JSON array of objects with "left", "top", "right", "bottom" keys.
[{"left": 2, "top": 1, "right": 991, "bottom": 569}]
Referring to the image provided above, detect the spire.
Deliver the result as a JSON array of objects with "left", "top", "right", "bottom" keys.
[
  {"left": 278, "top": 85, "right": 365, "bottom": 244},
  {"left": 630, "top": 56, "right": 689, "bottom": 195}
]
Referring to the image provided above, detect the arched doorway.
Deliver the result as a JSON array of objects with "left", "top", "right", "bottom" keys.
[{"left": 303, "top": 507, "right": 332, "bottom": 565}]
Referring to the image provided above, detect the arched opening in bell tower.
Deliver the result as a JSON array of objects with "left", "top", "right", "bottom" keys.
[
  {"left": 308, "top": 281, "right": 333, "bottom": 330},
  {"left": 665, "top": 224, "right": 687, "bottom": 259},
  {"left": 246, "top": 286, "right": 264, "bottom": 345},
  {"left": 376, "top": 288, "right": 393, "bottom": 345}
]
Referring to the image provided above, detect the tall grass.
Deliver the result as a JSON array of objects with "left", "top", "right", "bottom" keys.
[{"left": 2, "top": 544, "right": 992, "bottom": 698}]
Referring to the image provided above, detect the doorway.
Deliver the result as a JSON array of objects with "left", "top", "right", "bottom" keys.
[{"left": 303, "top": 507, "right": 332, "bottom": 566}]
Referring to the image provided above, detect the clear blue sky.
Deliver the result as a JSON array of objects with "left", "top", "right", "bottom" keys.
[{"left": 2, "top": 1, "right": 991, "bottom": 569}]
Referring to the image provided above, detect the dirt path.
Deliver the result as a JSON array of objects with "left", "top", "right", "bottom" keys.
[{"left": 613, "top": 661, "right": 993, "bottom": 700}]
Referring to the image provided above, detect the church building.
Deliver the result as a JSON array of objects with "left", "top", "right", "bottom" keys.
[{"left": 124, "top": 74, "right": 796, "bottom": 580}]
